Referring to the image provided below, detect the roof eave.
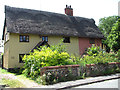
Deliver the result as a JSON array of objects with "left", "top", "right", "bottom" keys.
[{"left": 2, "top": 18, "right": 6, "bottom": 40}]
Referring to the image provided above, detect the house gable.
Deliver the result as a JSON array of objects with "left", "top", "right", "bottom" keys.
[
  {"left": 2, "top": 5, "right": 104, "bottom": 70},
  {"left": 4, "top": 6, "right": 104, "bottom": 39}
]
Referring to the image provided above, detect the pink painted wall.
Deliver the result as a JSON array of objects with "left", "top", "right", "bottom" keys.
[{"left": 79, "top": 37, "right": 102, "bottom": 55}]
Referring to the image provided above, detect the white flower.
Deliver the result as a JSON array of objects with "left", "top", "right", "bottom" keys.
[
  {"left": 65, "top": 74, "right": 67, "bottom": 76},
  {"left": 48, "top": 72, "right": 51, "bottom": 75}
]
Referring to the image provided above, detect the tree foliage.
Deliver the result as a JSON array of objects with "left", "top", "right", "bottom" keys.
[
  {"left": 107, "top": 19, "right": 120, "bottom": 51},
  {"left": 98, "top": 16, "right": 119, "bottom": 52},
  {"left": 98, "top": 16, "right": 119, "bottom": 36}
]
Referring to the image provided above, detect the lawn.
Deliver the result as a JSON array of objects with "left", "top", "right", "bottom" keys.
[
  {"left": 0, "top": 67, "right": 11, "bottom": 74},
  {"left": 0, "top": 67, "right": 41, "bottom": 88},
  {"left": 0, "top": 78, "right": 26, "bottom": 88}
]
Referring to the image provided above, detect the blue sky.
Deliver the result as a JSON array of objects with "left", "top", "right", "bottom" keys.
[{"left": 0, "top": 0, "right": 119, "bottom": 52}]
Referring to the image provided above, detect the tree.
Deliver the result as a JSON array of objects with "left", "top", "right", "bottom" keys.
[
  {"left": 98, "top": 16, "right": 119, "bottom": 52},
  {"left": 107, "top": 19, "right": 120, "bottom": 52}
]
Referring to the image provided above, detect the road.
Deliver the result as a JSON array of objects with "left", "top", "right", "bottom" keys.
[{"left": 73, "top": 79, "right": 119, "bottom": 88}]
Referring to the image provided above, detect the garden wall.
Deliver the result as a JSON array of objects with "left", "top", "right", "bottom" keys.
[
  {"left": 40, "top": 65, "right": 80, "bottom": 77},
  {"left": 40, "top": 62, "right": 120, "bottom": 77},
  {"left": 84, "top": 62, "right": 120, "bottom": 76}
]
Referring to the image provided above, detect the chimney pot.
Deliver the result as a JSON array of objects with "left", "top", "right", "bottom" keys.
[
  {"left": 65, "top": 5, "right": 73, "bottom": 16},
  {"left": 66, "top": 5, "right": 68, "bottom": 8}
]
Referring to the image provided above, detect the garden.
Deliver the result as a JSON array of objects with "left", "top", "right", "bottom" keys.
[
  {"left": 20, "top": 40, "right": 120, "bottom": 85},
  {"left": 1, "top": 15, "right": 120, "bottom": 86}
]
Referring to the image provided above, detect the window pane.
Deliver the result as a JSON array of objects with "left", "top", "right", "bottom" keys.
[
  {"left": 26, "top": 36, "right": 29, "bottom": 42},
  {"left": 20, "top": 36, "right": 23, "bottom": 42},
  {"left": 42, "top": 37, "right": 44, "bottom": 41},
  {"left": 42, "top": 36, "right": 48, "bottom": 42},
  {"left": 63, "top": 37, "right": 70, "bottom": 43},
  {"left": 20, "top": 35, "right": 29, "bottom": 42},
  {"left": 45, "top": 37, "right": 48, "bottom": 42},
  {"left": 23, "top": 36, "right": 26, "bottom": 41}
]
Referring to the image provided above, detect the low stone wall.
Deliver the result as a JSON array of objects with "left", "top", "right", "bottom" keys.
[
  {"left": 83, "top": 62, "right": 120, "bottom": 76},
  {"left": 39, "top": 62, "right": 120, "bottom": 84},
  {"left": 40, "top": 62, "right": 120, "bottom": 78},
  {"left": 40, "top": 65, "right": 80, "bottom": 77}
]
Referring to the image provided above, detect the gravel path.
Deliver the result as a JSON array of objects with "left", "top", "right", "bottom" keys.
[{"left": 0, "top": 73, "right": 42, "bottom": 88}]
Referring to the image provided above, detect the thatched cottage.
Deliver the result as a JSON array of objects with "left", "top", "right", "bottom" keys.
[{"left": 2, "top": 5, "right": 104, "bottom": 70}]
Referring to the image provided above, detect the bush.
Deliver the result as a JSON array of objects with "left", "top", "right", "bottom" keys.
[
  {"left": 22, "top": 41, "right": 74, "bottom": 80},
  {"left": 70, "top": 54, "right": 81, "bottom": 65},
  {"left": 79, "top": 46, "right": 119, "bottom": 65},
  {"left": 87, "top": 44, "right": 105, "bottom": 56},
  {"left": 116, "top": 49, "right": 120, "bottom": 62}
]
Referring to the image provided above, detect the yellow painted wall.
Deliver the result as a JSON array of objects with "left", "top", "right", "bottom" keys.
[
  {"left": 8, "top": 33, "right": 79, "bottom": 68},
  {"left": 9, "top": 33, "right": 42, "bottom": 68},
  {"left": 3, "top": 27, "right": 10, "bottom": 69},
  {"left": 48, "top": 36, "right": 79, "bottom": 55},
  {"left": 3, "top": 41, "right": 9, "bottom": 69}
]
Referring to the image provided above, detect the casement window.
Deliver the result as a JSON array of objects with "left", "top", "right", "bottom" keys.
[
  {"left": 19, "top": 54, "right": 29, "bottom": 63},
  {"left": 42, "top": 36, "right": 48, "bottom": 42},
  {"left": 89, "top": 38, "right": 95, "bottom": 44},
  {"left": 19, "top": 35, "right": 29, "bottom": 42},
  {"left": 63, "top": 37, "right": 70, "bottom": 43}
]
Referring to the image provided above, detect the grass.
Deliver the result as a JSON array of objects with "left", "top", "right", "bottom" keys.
[
  {"left": 17, "top": 74, "right": 35, "bottom": 82},
  {"left": 0, "top": 78, "right": 26, "bottom": 88},
  {"left": 0, "top": 68, "right": 12, "bottom": 74},
  {"left": 0, "top": 68, "right": 26, "bottom": 88},
  {"left": 0, "top": 67, "right": 40, "bottom": 88}
]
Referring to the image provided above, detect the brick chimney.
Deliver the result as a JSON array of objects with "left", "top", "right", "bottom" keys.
[{"left": 65, "top": 5, "right": 73, "bottom": 16}]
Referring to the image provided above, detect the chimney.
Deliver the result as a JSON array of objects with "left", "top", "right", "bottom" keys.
[{"left": 65, "top": 5, "right": 73, "bottom": 16}]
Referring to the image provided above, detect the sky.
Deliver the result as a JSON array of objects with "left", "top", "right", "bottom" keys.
[{"left": 0, "top": 0, "right": 119, "bottom": 52}]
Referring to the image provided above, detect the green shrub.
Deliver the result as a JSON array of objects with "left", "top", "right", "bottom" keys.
[
  {"left": 87, "top": 45, "right": 104, "bottom": 56},
  {"left": 78, "top": 45, "right": 120, "bottom": 65},
  {"left": 80, "top": 52, "right": 119, "bottom": 65},
  {"left": 70, "top": 54, "right": 81, "bottom": 65},
  {"left": 22, "top": 41, "right": 74, "bottom": 80},
  {"left": 116, "top": 49, "right": 120, "bottom": 62}
]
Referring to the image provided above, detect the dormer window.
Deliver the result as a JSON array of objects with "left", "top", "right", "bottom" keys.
[
  {"left": 63, "top": 37, "right": 70, "bottom": 43},
  {"left": 20, "top": 35, "right": 29, "bottom": 42},
  {"left": 42, "top": 36, "right": 48, "bottom": 42}
]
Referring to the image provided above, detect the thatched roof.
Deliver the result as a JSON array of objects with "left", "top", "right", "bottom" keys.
[{"left": 3, "top": 6, "right": 104, "bottom": 38}]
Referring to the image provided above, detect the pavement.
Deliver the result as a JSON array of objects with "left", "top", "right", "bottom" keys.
[
  {"left": 40, "top": 73, "right": 120, "bottom": 89},
  {"left": 0, "top": 73, "right": 120, "bottom": 89}
]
